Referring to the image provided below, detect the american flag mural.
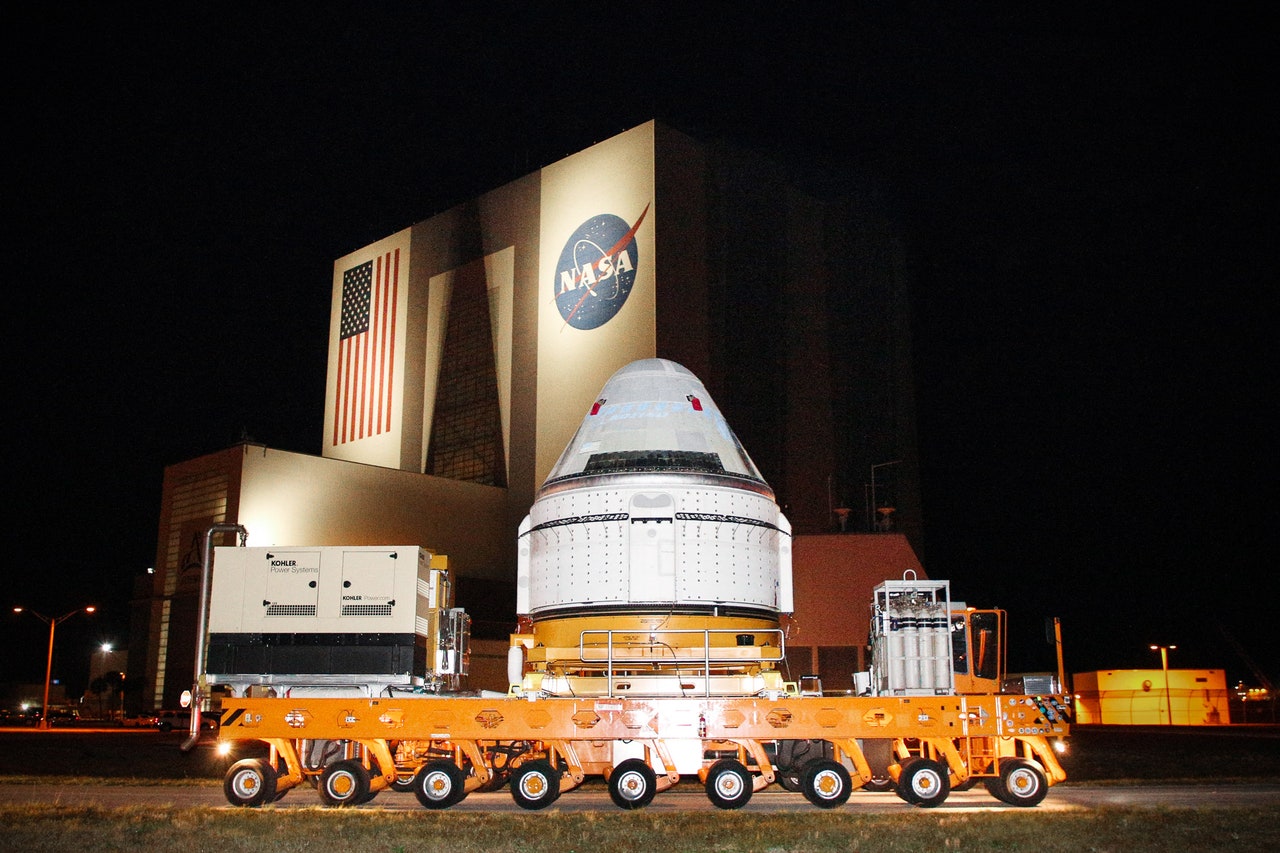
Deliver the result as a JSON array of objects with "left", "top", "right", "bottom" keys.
[{"left": 333, "top": 249, "right": 399, "bottom": 445}]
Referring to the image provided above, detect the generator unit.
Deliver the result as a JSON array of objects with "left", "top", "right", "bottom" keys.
[{"left": 205, "top": 545, "right": 469, "bottom": 697}]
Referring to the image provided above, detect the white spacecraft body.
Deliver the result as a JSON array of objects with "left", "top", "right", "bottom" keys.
[
  {"left": 519, "top": 358, "right": 793, "bottom": 619},
  {"left": 514, "top": 359, "right": 792, "bottom": 697}
]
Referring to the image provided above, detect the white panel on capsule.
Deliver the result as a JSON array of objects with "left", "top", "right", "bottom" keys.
[{"left": 519, "top": 358, "right": 792, "bottom": 620}]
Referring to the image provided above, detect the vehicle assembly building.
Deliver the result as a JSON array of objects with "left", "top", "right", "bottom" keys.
[{"left": 140, "top": 120, "right": 924, "bottom": 709}]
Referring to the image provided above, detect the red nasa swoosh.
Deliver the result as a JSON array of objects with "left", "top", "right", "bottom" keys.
[{"left": 563, "top": 202, "right": 650, "bottom": 328}]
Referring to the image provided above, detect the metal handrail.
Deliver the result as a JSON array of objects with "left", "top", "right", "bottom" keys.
[{"left": 578, "top": 628, "right": 786, "bottom": 697}]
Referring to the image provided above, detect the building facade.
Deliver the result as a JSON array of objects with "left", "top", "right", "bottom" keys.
[{"left": 142, "top": 121, "right": 924, "bottom": 706}]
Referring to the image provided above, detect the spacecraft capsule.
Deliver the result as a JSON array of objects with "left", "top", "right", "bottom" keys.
[{"left": 515, "top": 359, "right": 793, "bottom": 695}]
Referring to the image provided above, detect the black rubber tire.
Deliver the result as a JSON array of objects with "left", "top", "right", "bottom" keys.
[
  {"left": 898, "top": 758, "right": 950, "bottom": 808},
  {"left": 705, "top": 759, "right": 753, "bottom": 810},
  {"left": 997, "top": 758, "right": 1048, "bottom": 807},
  {"left": 510, "top": 760, "right": 561, "bottom": 810},
  {"left": 224, "top": 758, "right": 277, "bottom": 807},
  {"left": 413, "top": 759, "right": 467, "bottom": 809},
  {"left": 802, "top": 759, "right": 852, "bottom": 809},
  {"left": 892, "top": 757, "right": 917, "bottom": 802},
  {"left": 318, "top": 759, "right": 371, "bottom": 807},
  {"left": 608, "top": 758, "right": 658, "bottom": 809}
]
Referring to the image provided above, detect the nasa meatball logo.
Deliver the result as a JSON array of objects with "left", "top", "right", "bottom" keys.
[{"left": 554, "top": 204, "right": 649, "bottom": 330}]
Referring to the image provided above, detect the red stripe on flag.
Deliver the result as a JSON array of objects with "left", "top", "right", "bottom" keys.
[
  {"left": 385, "top": 250, "right": 399, "bottom": 433},
  {"left": 360, "top": 295, "right": 370, "bottom": 439},
  {"left": 374, "top": 251, "right": 388, "bottom": 434}
]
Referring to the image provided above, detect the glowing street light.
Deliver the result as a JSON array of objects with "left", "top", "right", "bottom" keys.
[
  {"left": 13, "top": 605, "right": 97, "bottom": 729},
  {"left": 1150, "top": 644, "right": 1177, "bottom": 726}
]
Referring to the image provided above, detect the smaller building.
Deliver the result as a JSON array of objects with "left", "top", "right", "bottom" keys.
[{"left": 1073, "top": 668, "right": 1230, "bottom": 725}]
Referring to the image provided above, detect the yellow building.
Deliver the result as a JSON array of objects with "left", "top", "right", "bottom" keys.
[{"left": 1073, "top": 669, "right": 1230, "bottom": 725}]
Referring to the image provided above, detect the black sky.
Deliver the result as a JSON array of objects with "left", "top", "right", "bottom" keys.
[{"left": 7, "top": 5, "right": 1273, "bottom": 690}]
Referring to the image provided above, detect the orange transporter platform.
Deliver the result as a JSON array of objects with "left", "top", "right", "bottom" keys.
[{"left": 214, "top": 690, "right": 1070, "bottom": 810}]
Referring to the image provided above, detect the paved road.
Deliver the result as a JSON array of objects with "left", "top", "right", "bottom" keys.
[{"left": 4, "top": 780, "right": 1277, "bottom": 813}]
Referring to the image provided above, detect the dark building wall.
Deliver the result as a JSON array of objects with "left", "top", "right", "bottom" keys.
[{"left": 658, "top": 131, "right": 921, "bottom": 551}]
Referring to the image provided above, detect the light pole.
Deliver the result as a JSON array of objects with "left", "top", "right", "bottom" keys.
[
  {"left": 97, "top": 643, "right": 113, "bottom": 719},
  {"left": 1150, "top": 644, "right": 1177, "bottom": 725},
  {"left": 13, "top": 606, "right": 96, "bottom": 729},
  {"left": 869, "top": 460, "right": 902, "bottom": 532}
]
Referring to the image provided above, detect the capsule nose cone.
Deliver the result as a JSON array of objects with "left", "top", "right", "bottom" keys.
[{"left": 543, "top": 358, "right": 767, "bottom": 488}]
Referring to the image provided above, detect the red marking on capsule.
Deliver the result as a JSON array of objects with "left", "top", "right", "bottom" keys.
[
  {"left": 687, "top": 395, "right": 703, "bottom": 411},
  {"left": 590, "top": 399, "right": 604, "bottom": 415}
]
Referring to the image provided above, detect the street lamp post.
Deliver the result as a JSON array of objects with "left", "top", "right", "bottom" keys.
[
  {"left": 1150, "top": 644, "right": 1177, "bottom": 726},
  {"left": 97, "top": 643, "right": 113, "bottom": 720},
  {"left": 869, "top": 460, "right": 902, "bottom": 532},
  {"left": 13, "top": 606, "right": 96, "bottom": 730}
]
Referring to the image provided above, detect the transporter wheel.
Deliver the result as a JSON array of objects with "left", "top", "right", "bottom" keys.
[
  {"left": 802, "top": 759, "right": 852, "bottom": 809},
  {"left": 391, "top": 773, "right": 417, "bottom": 793},
  {"left": 510, "top": 760, "right": 561, "bottom": 810},
  {"left": 223, "top": 758, "right": 277, "bottom": 807},
  {"left": 705, "top": 759, "right": 753, "bottom": 810},
  {"left": 608, "top": 758, "right": 658, "bottom": 810},
  {"left": 414, "top": 759, "right": 467, "bottom": 809},
  {"left": 892, "top": 758, "right": 916, "bottom": 802},
  {"left": 996, "top": 758, "right": 1048, "bottom": 807},
  {"left": 898, "top": 758, "right": 950, "bottom": 808},
  {"left": 319, "top": 759, "right": 371, "bottom": 807}
]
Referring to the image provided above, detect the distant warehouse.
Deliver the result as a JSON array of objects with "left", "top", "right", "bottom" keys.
[{"left": 1073, "top": 669, "right": 1229, "bottom": 725}]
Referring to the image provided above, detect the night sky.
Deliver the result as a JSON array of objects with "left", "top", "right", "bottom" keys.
[{"left": 8, "top": 6, "right": 1271, "bottom": 692}]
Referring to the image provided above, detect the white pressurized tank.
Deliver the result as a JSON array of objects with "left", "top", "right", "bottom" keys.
[{"left": 870, "top": 574, "right": 955, "bottom": 696}]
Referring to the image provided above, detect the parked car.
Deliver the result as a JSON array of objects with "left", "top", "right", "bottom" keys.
[
  {"left": 155, "top": 709, "right": 217, "bottom": 732},
  {"left": 41, "top": 708, "right": 80, "bottom": 726},
  {"left": 121, "top": 713, "right": 159, "bottom": 728}
]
